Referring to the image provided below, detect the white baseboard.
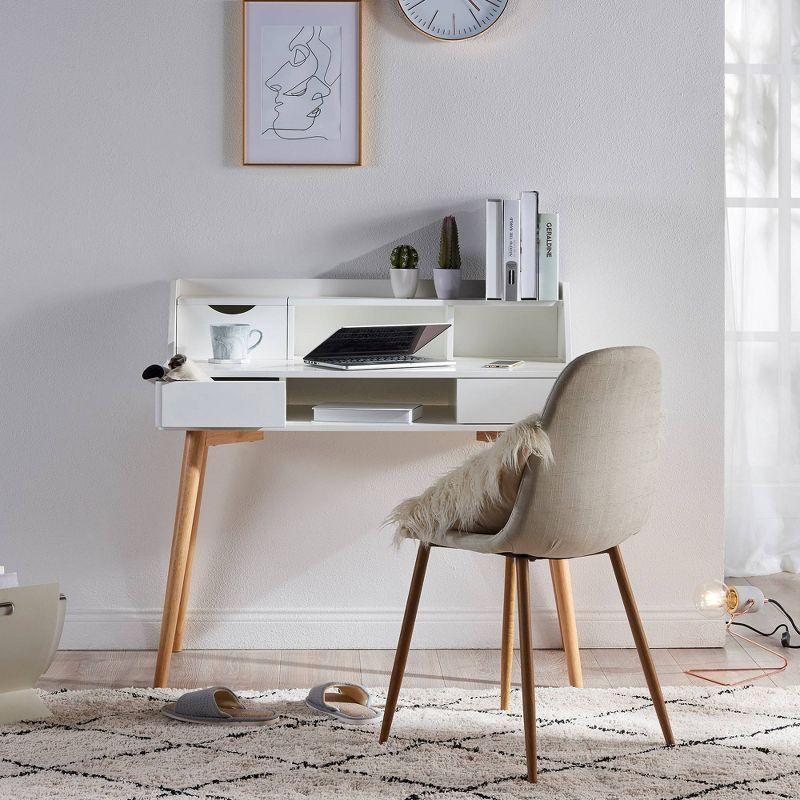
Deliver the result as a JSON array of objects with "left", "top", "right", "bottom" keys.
[{"left": 60, "top": 606, "right": 725, "bottom": 650}]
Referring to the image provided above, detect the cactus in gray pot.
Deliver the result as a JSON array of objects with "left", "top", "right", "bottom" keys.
[
  {"left": 390, "top": 244, "right": 419, "bottom": 269},
  {"left": 438, "top": 216, "right": 462, "bottom": 269},
  {"left": 434, "top": 215, "right": 462, "bottom": 299}
]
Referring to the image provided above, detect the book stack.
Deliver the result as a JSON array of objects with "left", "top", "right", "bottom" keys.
[{"left": 485, "top": 192, "right": 559, "bottom": 301}]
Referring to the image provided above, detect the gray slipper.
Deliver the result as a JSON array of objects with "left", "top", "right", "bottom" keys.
[
  {"left": 305, "top": 683, "right": 382, "bottom": 724},
  {"left": 161, "top": 686, "right": 277, "bottom": 725}
]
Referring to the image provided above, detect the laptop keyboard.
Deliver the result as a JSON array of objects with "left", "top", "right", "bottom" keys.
[
  {"left": 321, "top": 355, "right": 426, "bottom": 365},
  {"left": 332, "top": 329, "right": 418, "bottom": 349}
]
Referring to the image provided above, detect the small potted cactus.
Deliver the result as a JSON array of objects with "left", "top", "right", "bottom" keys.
[
  {"left": 434, "top": 215, "right": 462, "bottom": 299},
  {"left": 389, "top": 244, "right": 419, "bottom": 299}
]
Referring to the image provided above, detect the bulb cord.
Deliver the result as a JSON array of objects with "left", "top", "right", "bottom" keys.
[{"left": 731, "top": 597, "right": 800, "bottom": 648}]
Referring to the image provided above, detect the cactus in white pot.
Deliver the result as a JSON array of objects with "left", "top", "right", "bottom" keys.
[{"left": 389, "top": 244, "right": 419, "bottom": 299}]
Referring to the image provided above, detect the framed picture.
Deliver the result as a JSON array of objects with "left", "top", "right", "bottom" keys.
[{"left": 243, "top": 0, "right": 362, "bottom": 166}]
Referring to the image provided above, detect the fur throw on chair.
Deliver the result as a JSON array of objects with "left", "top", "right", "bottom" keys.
[{"left": 386, "top": 414, "right": 552, "bottom": 546}]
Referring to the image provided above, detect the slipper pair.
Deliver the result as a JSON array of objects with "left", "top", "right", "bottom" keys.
[{"left": 161, "top": 683, "right": 381, "bottom": 725}]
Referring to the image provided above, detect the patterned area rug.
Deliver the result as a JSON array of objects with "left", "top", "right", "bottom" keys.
[{"left": 1, "top": 686, "right": 799, "bottom": 799}]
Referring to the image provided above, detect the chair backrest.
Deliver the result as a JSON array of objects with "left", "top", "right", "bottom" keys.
[{"left": 499, "top": 346, "right": 662, "bottom": 559}]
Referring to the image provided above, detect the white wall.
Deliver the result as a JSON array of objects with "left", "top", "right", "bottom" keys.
[{"left": 0, "top": 0, "right": 724, "bottom": 649}]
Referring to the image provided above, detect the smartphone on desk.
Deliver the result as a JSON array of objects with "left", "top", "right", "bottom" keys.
[{"left": 484, "top": 360, "right": 524, "bottom": 369}]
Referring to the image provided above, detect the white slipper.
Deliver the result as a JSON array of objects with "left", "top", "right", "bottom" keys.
[{"left": 305, "top": 682, "right": 382, "bottom": 724}]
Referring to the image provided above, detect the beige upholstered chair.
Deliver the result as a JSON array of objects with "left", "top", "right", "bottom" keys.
[{"left": 379, "top": 347, "right": 675, "bottom": 782}]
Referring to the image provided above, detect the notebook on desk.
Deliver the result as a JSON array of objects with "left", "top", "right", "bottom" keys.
[{"left": 303, "top": 324, "right": 454, "bottom": 370}]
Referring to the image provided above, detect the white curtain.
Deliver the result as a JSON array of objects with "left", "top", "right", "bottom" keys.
[{"left": 725, "top": 0, "right": 800, "bottom": 574}]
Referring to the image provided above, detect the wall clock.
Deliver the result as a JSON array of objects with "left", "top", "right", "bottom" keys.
[{"left": 397, "top": 0, "right": 509, "bottom": 41}]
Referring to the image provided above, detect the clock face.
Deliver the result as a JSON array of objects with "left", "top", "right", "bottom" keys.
[{"left": 397, "top": 0, "right": 509, "bottom": 42}]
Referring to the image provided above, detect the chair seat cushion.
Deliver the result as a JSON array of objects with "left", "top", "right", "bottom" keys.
[{"left": 385, "top": 415, "right": 552, "bottom": 546}]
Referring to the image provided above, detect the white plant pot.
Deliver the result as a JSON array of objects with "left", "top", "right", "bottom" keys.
[
  {"left": 433, "top": 268, "right": 462, "bottom": 300},
  {"left": 390, "top": 269, "right": 419, "bottom": 299}
]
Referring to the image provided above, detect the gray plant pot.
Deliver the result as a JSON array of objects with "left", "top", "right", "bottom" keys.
[
  {"left": 390, "top": 268, "right": 419, "bottom": 299},
  {"left": 433, "top": 268, "right": 462, "bottom": 300}
]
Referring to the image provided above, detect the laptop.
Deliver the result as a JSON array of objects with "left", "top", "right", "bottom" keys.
[{"left": 303, "top": 324, "right": 454, "bottom": 370}]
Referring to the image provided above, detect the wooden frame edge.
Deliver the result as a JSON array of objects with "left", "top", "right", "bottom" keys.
[{"left": 242, "top": 0, "right": 363, "bottom": 167}]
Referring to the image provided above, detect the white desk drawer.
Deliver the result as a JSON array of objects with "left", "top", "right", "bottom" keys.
[
  {"left": 157, "top": 381, "right": 286, "bottom": 429},
  {"left": 456, "top": 378, "right": 554, "bottom": 424}
]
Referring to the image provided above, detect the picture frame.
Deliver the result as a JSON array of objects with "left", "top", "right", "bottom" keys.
[{"left": 242, "top": 0, "right": 362, "bottom": 166}]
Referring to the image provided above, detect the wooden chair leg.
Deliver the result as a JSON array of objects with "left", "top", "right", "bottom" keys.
[
  {"left": 500, "top": 556, "right": 516, "bottom": 710},
  {"left": 515, "top": 556, "right": 537, "bottom": 783},
  {"left": 549, "top": 559, "right": 583, "bottom": 688},
  {"left": 608, "top": 546, "right": 675, "bottom": 746},
  {"left": 153, "top": 431, "right": 207, "bottom": 688},
  {"left": 172, "top": 437, "right": 209, "bottom": 653},
  {"left": 379, "top": 543, "right": 431, "bottom": 743}
]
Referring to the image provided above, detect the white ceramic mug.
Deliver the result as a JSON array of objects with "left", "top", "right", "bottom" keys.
[{"left": 209, "top": 323, "right": 263, "bottom": 363}]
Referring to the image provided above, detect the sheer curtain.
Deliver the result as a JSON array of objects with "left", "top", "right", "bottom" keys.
[{"left": 725, "top": 0, "right": 800, "bottom": 574}]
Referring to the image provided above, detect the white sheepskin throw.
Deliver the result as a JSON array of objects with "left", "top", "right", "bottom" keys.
[{"left": 386, "top": 414, "right": 552, "bottom": 546}]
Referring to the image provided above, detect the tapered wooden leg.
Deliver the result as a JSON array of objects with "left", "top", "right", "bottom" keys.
[
  {"left": 608, "top": 546, "right": 675, "bottom": 746},
  {"left": 379, "top": 543, "right": 430, "bottom": 744},
  {"left": 515, "top": 556, "right": 537, "bottom": 783},
  {"left": 500, "top": 556, "right": 517, "bottom": 710},
  {"left": 172, "top": 438, "right": 209, "bottom": 653},
  {"left": 154, "top": 431, "right": 207, "bottom": 688},
  {"left": 549, "top": 559, "right": 583, "bottom": 688}
]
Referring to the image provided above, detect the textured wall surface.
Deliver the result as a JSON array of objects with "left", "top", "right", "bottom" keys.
[{"left": 0, "top": 0, "right": 724, "bottom": 648}]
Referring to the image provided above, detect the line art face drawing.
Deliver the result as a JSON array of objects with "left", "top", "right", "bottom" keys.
[{"left": 261, "top": 25, "right": 342, "bottom": 142}]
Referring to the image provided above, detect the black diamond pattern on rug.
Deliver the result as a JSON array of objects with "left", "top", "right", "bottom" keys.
[{"left": 1, "top": 686, "right": 799, "bottom": 799}]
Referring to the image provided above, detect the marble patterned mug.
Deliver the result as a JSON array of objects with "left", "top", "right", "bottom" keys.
[{"left": 209, "top": 323, "right": 263, "bottom": 363}]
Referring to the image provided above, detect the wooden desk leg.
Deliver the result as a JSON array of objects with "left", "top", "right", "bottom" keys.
[
  {"left": 154, "top": 430, "right": 208, "bottom": 687},
  {"left": 500, "top": 556, "right": 516, "bottom": 710},
  {"left": 172, "top": 437, "right": 208, "bottom": 653},
  {"left": 549, "top": 559, "right": 583, "bottom": 688}
]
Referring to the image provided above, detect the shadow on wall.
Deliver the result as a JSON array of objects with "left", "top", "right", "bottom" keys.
[{"left": 322, "top": 205, "right": 485, "bottom": 280}]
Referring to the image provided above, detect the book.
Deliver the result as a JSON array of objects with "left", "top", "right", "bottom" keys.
[
  {"left": 502, "top": 198, "right": 521, "bottom": 301},
  {"left": 312, "top": 402, "right": 423, "bottom": 424},
  {"left": 519, "top": 191, "right": 539, "bottom": 299},
  {"left": 537, "top": 212, "right": 559, "bottom": 302},
  {"left": 485, "top": 199, "right": 504, "bottom": 300}
]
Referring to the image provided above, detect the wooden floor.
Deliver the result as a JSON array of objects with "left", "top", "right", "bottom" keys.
[{"left": 40, "top": 574, "right": 799, "bottom": 691}]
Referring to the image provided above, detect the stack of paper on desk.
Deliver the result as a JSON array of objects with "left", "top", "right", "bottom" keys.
[{"left": 313, "top": 402, "right": 422, "bottom": 424}]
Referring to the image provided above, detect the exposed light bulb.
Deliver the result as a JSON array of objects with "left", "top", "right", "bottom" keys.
[
  {"left": 693, "top": 580, "right": 766, "bottom": 618},
  {"left": 694, "top": 580, "right": 732, "bottom": 618}
]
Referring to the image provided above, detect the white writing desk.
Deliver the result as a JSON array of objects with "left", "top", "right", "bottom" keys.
[{"left": 152, "top": 279, "right": 573, "bottom": 687}]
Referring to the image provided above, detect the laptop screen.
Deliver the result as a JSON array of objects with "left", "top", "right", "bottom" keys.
[{"left": 305, "top": 324, "right": 450, "bottom": 359}]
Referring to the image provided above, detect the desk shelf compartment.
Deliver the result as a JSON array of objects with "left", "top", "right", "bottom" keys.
[
  {"left": 156, "top": 380, "right": 286, "bottom": 430},
  {"left": 285, "top": 377, "right": 455, "bottom": 430},
  {"left": 174, "top": 297, "right": 288, "bottom": 363}
]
